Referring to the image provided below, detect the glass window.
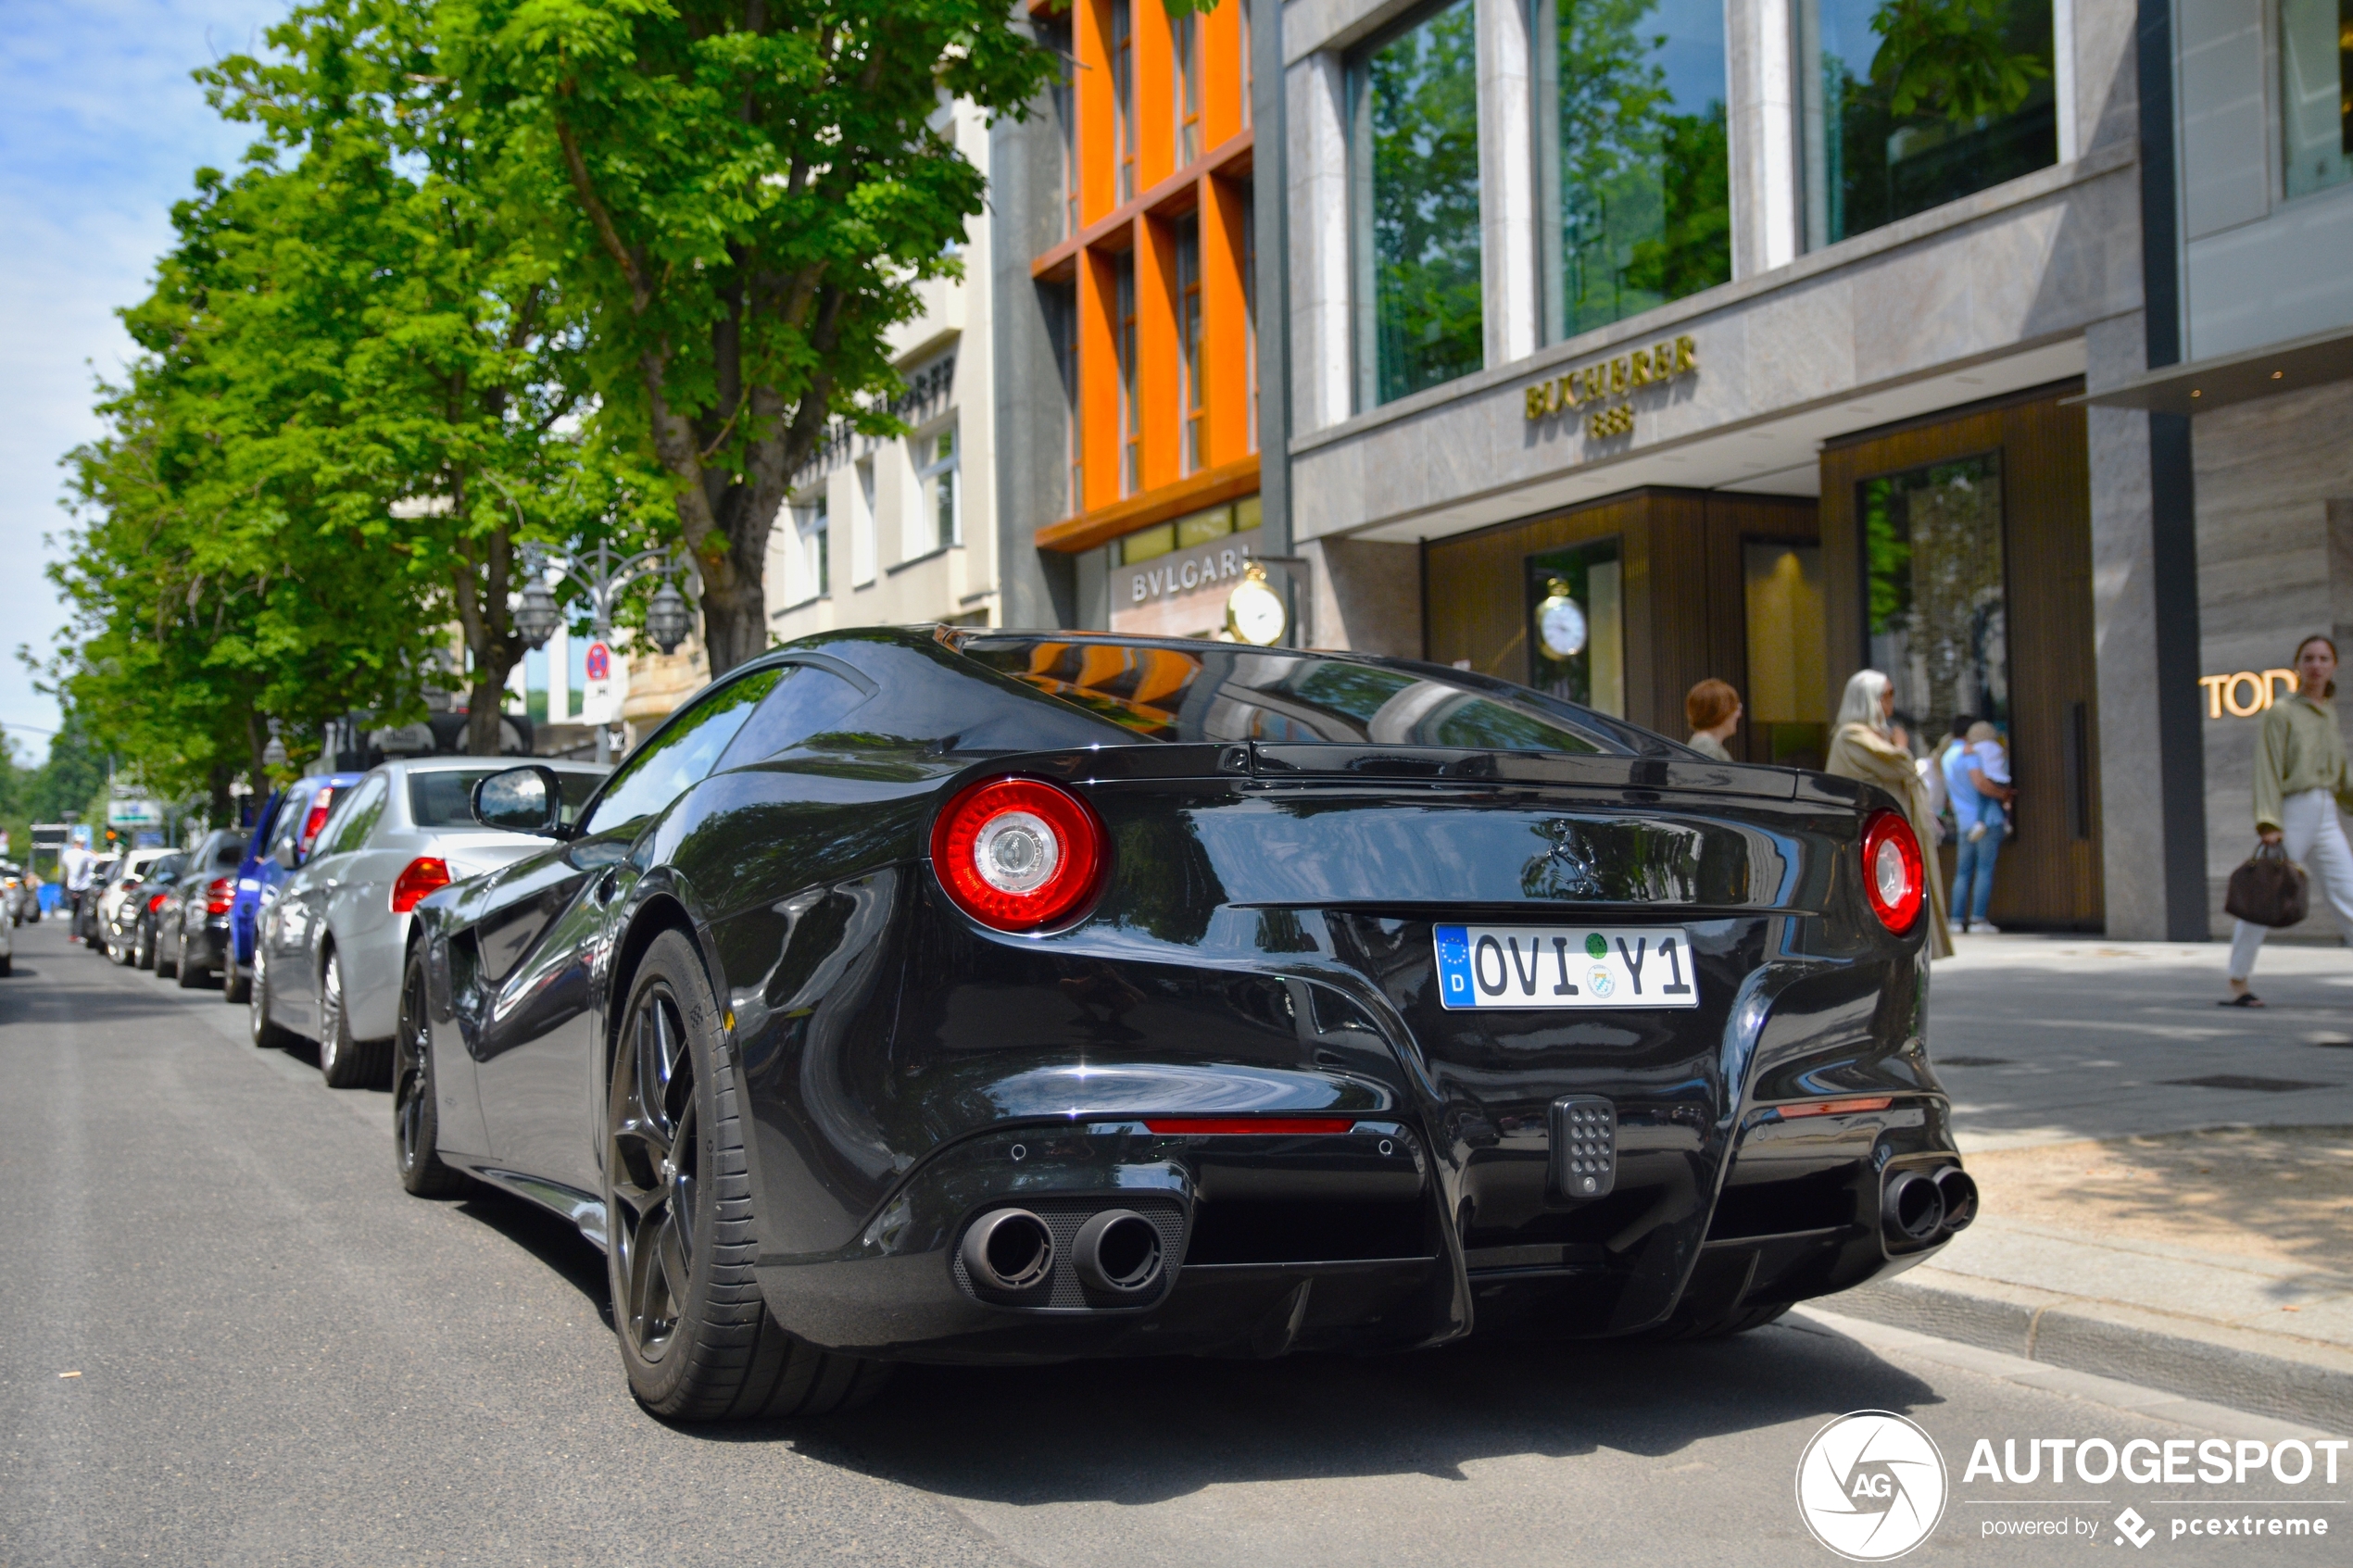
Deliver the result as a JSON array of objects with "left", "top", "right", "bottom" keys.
[
  {"left": 1049, "top": 19, "right": 1078, "bottom": 237},
  {"left": 1116, "top": 253, "right": 1140, "bottom": 494},
  {"left": 1794, "top": 0, "right": 2057, "bottom": 248},
  {"left": 212, "top": 834, "right": 248, "bottom": 869},
  {"left": 320, "top": 774, "right": 389, "bottom": 857},
  {"left": 2280, "top": 0, "right": 2353, "bottom": 199},
  {"left": 1743, "top": 542, "right": 1831, "bottom": 769},
  {"left": 1536, "top": 0, "right": 1730, "bottom": 340},
  {"left": 406, "top": 768, "right": 602, "bottom": 829},
  {"left": 1861, "top": 454, "right": 2008, "bottom": 739},
  {"left": 1174, "top": 6, "right": 1202, "bottom": 164},
  {"left": 581, "top": 669, "right": 784, "bottom": 837},
  {"left": 917, "top": 426, "right": 959, "bottom": 550},
  {"left": 797, "top": 494, "right": 830, "bottom": 597},
  {"left": 953, "top": 637, "right": 1630, "bottom": 752},
  {"left": 1526, "top": 538, "right": 1626, "bottom": 717},
  {"left": 1355, "top": 0, "right": 1485, "bottom": 408},
  {"left": 1112, "top": 0, "right": 1137, "bottom": 202},
  {"left": 714, "top": 665, "right": 871, "bottom": 771},
  {"left": 1176, "top": 216, "right": 1204, "bottom": 473}
]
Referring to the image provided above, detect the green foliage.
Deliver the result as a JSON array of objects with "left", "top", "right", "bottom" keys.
[
  {"left": 1869, "top": 0, "right": 2050, "bottom": 123},
  {"left": 444, "top": 0, "right": 1061, "bottom": 673},
  {"left": 1369, "top": 0, "right": 1484, "bottom": 405}
]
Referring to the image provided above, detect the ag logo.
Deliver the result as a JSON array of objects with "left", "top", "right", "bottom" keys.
[{"left": 1795, "top": 1411, "right": 1947, "bottom": 1561}]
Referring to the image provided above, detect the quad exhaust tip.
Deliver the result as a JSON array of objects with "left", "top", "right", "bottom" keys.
[
  {"left": 1074, "top": 1209, "right": 1165, "bottom": 1297},
  {"left": 1881, "top": 1169, "right": 1946, "bottom": 1245},
  {"left": 1933, "top": 1167, "right": 1979, "bottom": 1233},
  {"left": 962, "top": 1208, "right": 1054, "bottom": 1294}
]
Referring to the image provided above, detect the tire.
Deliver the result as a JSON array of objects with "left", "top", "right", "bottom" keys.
[
  {"left": 134, "top": 919, "right": 157, "bottom": 972},
  {"left": 157, "top": 930, "right": 179, "bottom": 980},
  {"left": 317, "top": 949, "right": 390, "bottom": 1088},
  {"left": 606, "top": 930, "right": 891, "bottom": 1421},
  {"left": 173, "top": 935, "right": 203, "bottom": 988},
  {"left": 223, "top": 965, "right": 250, "bottom": 1005},
  {"left": 0, "top": 954, "right": 11, "bottom": 977},
  {"left": 393, "top": 947, "right": 469, "bottom": 1198},
  {"left": 249, "top": 955, "right": 296, "bottom": 1050}
]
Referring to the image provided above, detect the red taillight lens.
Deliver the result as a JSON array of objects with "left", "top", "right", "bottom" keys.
[
  {"left": 1142, "top": 1117, "right": 1359, "bottom": 1135},
  {"left": 146, "top": 893, "right": 170, "bottom": 913},
  {"left": 391, "top": 857, "right": 452, "bottom": 915},
  {"left": 205, "top": 877, "right": 233, "bottom": 916},
  {"left": 929, "top": 776, "right": 1108, "bottom": 933},
  {"left": 1861, "top": 808, "right": 1925, "bottom": 934},
  {"left": 298, "top": 787, "right": 336, "bottom": 854}
]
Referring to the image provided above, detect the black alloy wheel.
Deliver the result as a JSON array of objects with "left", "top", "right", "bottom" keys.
[
  {"left": 605, "top": 930, "right": 889, "bottom": 1421},
  {"left": 317, "top": 948, "right": 389, "bottom": 1088},
  {"left": 393, "top": 946, "right": 468, "bottom": 1198}
]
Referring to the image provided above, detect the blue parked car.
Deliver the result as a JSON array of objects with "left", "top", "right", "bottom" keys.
[{"left": 224, "top": 771, "right": 364, "bottom": 1004}]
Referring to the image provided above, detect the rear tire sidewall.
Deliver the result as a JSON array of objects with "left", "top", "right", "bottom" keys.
[{"left": 609, "top": 933, "right": 729, "bottom": 1413}]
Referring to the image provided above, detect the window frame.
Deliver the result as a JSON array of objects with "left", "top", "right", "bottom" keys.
[{"left": 915, "top": 419, "right": 962, "bottom": 551}]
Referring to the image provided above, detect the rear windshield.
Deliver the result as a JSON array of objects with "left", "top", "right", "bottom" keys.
[
  {"left": 408, "top": 769, "right": 603, "bottom": 828},
  {"left": 211, "top": 837, "right": 247, "bottom": 868},
  {"left": 953, "top": 638, "right": 1629, "bottom": 754}
]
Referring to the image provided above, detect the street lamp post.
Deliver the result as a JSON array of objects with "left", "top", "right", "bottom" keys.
[{"left": 514, "top": 541, "right": 697, "bottom": 765}]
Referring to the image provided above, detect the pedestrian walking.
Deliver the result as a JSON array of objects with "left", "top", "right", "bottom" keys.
[
  {"left": 61, "top": 840, "right": 95, "bottom": 944},
  {"left": 2223, "top": 634, "right": 2353, "bottom": 1006},
  {"left": 1827, "top": 670, "right": 1954, "bottom": 959},
  {"left": 1685, "top": 679, "right": 1742, "bottom": 761},
  {"left": 1944, "top": 719, "right": 2015, "bottom": 934}
]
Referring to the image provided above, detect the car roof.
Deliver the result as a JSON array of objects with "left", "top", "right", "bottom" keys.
[{"left": 381, "top": 756, "right": 608, "bottom": 774}]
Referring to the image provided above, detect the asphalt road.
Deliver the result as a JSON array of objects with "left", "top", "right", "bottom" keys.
[{"left": 4, "top": 914, "right": 2346, "bottom": 1568}]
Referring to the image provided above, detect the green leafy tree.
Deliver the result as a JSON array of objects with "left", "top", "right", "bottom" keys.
[{"left": 446, "top": 0, "right": 1061, "bottom": 674}]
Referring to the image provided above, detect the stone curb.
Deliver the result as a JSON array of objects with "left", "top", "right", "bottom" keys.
[{"left": 1832, "top": 1269, "right": 2353, "bottom": 1433}]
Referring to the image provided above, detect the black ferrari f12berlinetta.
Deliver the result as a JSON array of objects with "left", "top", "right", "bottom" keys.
[{"left": 396, "top": 627, "right": 1970, "bottom": 1420}]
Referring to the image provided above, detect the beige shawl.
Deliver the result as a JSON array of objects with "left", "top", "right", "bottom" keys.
[{"left": 1826, "top": 721, "right": 1954, "bottom": 960}]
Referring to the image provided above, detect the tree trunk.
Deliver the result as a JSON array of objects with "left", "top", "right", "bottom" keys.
[
  {"left": 698, "top": 549, "right": 768, "bottom": 675},
  {"left": 208, "top": 763, "right": 234, "bottom": 830},
  {"left": 464, "top": 659, "right": 517, "bottom": 756}
]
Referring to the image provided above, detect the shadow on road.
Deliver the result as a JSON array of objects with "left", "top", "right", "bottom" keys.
[
  {"left": 718, "top": 1319, "right": 1940, "bottom": 1503},
  {"left": 453, "top": 1184, "right": 615, "bottom": 1328}
]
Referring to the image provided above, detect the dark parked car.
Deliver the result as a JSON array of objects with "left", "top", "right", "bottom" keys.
[
  {"left": 225, "top": 771, "right": 363, "bottom": 1003},
  {"left": 152, "top": 830, "right": 249, "bottom": 986},
  {"left": 102, "top": 850, "right": 182, "bottom": 965},
  {"left": 122, "top": 851, "right": 190, "bottom": 971},
  {"left": 400, "top": 630, "right": 1969, "bottom": 1423}
]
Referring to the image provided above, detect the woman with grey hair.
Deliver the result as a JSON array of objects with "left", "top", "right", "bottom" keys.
[{"left": 1826, "top": 670, "right": 1954, "bottom": 959}]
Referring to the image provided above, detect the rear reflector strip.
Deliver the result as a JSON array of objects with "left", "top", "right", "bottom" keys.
[
  {"left": 1141, "top": 1117, "right": 1359, "bottom": 1136},
  {"left": 1774, "top": 1097, "right": 1894, "bottom": 1119}
]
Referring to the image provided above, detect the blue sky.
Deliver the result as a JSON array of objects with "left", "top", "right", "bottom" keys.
[{"left": 0, "top": 0, "right": 286, "bottom": 764}]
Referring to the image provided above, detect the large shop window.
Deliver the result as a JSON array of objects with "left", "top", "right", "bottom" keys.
[
  {"left": 1534, "top": 0, "right": 1731, "bottom": 340},
  {"left": 1743, "top": 542, "right": 1829, "bottom": 770},
  {"left": 1353, "top": 0, "right": 1485, "bottom": 408},
  {"left": 1794, "top": 0, "right": 2057, "bottom": 248},
  {"left": 1525, "top": 537, "right": 1625, "bottom": 717},
  {"left": 1862, "top": 455, "right": 2008, "bottom": 738},
  {"left": 2280, "top": 0, "right": 2353, "bottom": 199}
]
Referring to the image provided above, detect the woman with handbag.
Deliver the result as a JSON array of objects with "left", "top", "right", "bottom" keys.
[
  {"left": 2223, "top": 634, "right": 2353, "bottom": 1006},
  {"left": 1827, "top": 669, "right": 1954, "bottom": 960}
]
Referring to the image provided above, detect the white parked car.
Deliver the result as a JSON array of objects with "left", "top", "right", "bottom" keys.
[{"left": 251, "top": 756, "right": 608, "bottom": 1085}]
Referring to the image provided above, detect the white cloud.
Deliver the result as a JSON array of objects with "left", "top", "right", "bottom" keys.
[{"left": 0, "top": 0, "right": 286, "bottom": 754}]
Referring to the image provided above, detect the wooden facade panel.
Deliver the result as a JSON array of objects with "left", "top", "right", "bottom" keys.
[{"left": 1819, "top": 383, "right": 2102, "bottom": 930}]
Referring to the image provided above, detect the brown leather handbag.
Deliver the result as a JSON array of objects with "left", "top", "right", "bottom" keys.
[{"left": 2224, "top": 841, "right": 2309, "bottom": 928}]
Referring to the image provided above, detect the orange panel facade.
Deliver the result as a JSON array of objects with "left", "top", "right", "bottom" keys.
[{"left": 1037, "top": 0, "right": 1258, "bottom": 552}]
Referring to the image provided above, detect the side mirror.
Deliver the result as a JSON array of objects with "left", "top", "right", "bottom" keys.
[
  {"left": 274, "top": 842, "right": 299, "bottom": 872},
  {"left": 472, "top": 764, "right": 569, "bottom": 838}
]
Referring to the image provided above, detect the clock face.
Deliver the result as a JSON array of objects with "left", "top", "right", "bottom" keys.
[
  {"left": 1539, "top": 594, "right": 1588, "bottom": 659},
  {"left": 1227, "top": 578, "right": 1288, "bottom": 646}
]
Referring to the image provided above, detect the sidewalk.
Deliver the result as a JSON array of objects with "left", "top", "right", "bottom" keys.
[{"left": 1827, "top": 935, "right": 2353, "bottom": 1427}]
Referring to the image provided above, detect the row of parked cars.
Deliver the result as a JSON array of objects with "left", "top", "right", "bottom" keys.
[{"left": 89, "top": 758, "right": 607, "bottom": 1090}]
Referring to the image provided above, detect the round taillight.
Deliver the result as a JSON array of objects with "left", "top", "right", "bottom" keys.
[
  {"left": 1861, "top": 809, "right": 1925, "bottom": 934},
  {"left": 930, "top": 776, "right": 1108, "bottom": 933}
]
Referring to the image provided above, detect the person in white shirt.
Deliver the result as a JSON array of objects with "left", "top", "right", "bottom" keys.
[{"left": 61, "top": 844, "right": 96, "bottom": 943}]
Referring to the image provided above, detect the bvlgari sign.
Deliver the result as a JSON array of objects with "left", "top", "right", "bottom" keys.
[{"left": 1523, "top": 333, "right": 1699, "bottom": 439}]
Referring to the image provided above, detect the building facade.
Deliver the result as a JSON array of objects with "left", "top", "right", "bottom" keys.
[
  {"left": 769, "top": 95, "right": 1003, "bottom": 640},
  {"left": 2085, "top": 0, "right": 2353, "bottom": 935}
]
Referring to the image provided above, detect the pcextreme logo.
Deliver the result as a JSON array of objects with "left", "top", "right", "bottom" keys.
[{"left": 1796, "top": 1411, "right": 1949, "bottom": 1561}]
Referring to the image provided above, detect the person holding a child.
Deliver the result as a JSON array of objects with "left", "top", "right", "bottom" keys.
[{"left": 1943, "top": 717, "right": 2014, "bottom": 935}]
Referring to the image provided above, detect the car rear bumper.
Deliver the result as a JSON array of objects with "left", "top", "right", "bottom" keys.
[
  {"left": 753, "top": 1100, "right": 1960, "bottom": 1364},
  {"left": 182, "top": 919, "right": 231, "bottom": 971}
]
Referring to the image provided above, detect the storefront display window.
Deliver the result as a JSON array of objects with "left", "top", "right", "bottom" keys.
[
  {"left": 2279, "top": 0, "right": 2353, "bottom": 199},
  {"left": 1525, "top": 537, "right": 1625, "bottom": 717},
  {"left": 1862, "top": 454, "right": 2008, "bottom": 737},
  {"left": 1534, "top": 0, "right": 1730, "bottom": 341},
  {"left": 1353, "top": 0, "right": 1484, "bottom": 408},
  {"left": 1794, "top": 0, "right": 2057, "bottom": 249},
  {"left": 1743, "top": 542, "right": 1829, "bottom": 768}
]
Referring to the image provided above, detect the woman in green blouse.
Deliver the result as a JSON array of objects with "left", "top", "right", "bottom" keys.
[{"left": 2225, "top": 635, "right": 2353, "bottom": 1006}]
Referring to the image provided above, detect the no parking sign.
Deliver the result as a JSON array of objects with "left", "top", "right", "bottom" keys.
[{"left": 580, "top": 640, "right": 628, "bottom": 724}]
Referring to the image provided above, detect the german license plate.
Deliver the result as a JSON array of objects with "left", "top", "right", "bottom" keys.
[{"left": 1432, "top": 925, "right": 1699, "bottom": 1010}]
